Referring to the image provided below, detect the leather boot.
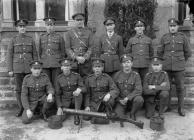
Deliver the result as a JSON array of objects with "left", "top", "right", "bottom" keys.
[
  {"left": 43, "top": 114, "right": 48, "bottom": 122},
  {"left": 74, "top": 115, "right": 80, "bottom": 125},
  {"left": 15, "top": 109, "right": 23, "bottom": 117},
  {"left": 178, "top": 94, "right": 185, "bottom": 116},
  {"left": 15, "top": 91, "right": 24, "bottom": 117},
  {"left": 145, "top": 102, "right": 156, "bottom": 119},
  {"left": 130, "top": 113, "right": 136, "bottom": 121},
  {"left": 178, "top": 107, "right": 185, "bottom": 116}
]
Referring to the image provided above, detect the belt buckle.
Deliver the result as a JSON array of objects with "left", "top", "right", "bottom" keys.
[{"left": 138, "top": 50, "right": 144, "bottom": 55}]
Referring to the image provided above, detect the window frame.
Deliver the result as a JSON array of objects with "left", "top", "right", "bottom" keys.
[{"left": 12, "top": 0, "right": 86, "bottom": 26}]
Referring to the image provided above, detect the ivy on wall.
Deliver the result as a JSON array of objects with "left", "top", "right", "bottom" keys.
[{"left": 104, "top": 0, "right": 158, "bottom": 46}]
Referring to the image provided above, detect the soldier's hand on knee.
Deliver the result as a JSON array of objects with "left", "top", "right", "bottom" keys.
[
  {"left": 119, "top": 99, "right": 125, "bottom": 105},
  {"left": 85, "top": 106, "right": 90, "bottom": 112},
  {"left": 123, "top": 97, "right": 129, "bottom": 103},
  {"left": 160, "top": 82, "right": 167, "bottom": 87},
  {"left": 73, "top": 88, "right": 81, "bottom": 96},
  {"left": 120, "top": 97, "right": 128, "bottom": 105},
  {"left": 148, "top": 85, "right": 156, "bottom": 90},
  {"left": 57, "top": 107, "right": 63, "bottom": 115},
  {"left": 8, "top": 71, "right": 13, "bottom": 77},
  {"left": 103, "top": 93, "right": 111, "bottom": 102},
  {"left": 26, "top": 109, "right": 33, "bottom": 118},
  {"left": 47, "top": 93, "right": 53, "bottom": 102}
]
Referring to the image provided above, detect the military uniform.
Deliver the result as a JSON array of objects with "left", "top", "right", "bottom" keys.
[
  {"left": 39, "top": 17, "right": 65, "bottom": 87},
  {"left": 7, "top": 19, "right": 38, "bottom": 117},
  {"left": 96, "top": 18, "right": 124, "bottom": 75},
  {"left": 125, "top": 19, "right": 153, "bottom": 81},
  {"left": 56, "top": 71, "right": 86, "bottom": 108},
  {"left": 85, "top": 72, "right": 119, "bottom": 110},
  {"left": 21, "top": 69, "right": 54, "bottom": 124},
  {"left": 55, "top": 58, "right": 86, "bottom": 125},
  {"left": 65, "top": 13, "right": 93, "bottom": 77},
  {"left": 85, "top": 57, "right": 119, "bottom": 111},
  {"left": 143, "top": 69, "right": 170, "bottom": 118},
  {"left": 113, "top": 54, "right": 143, "bottom": 120},
  {"left": 157, "top": 18, "right": 192, "bottom": 116}
]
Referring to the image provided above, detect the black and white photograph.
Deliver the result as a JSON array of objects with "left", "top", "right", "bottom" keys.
[{"left": 0, "top": 0, "right": 194, "bottom": 139}]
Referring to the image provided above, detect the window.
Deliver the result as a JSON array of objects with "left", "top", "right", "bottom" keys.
[
  {"left": 12, "top": 0, "right": 86, "bottom": 26},
  {"left": 13, "top": 0, "right": 36, "bottom": 25},
  {"left": 45, "top": 0, "right": 66, "bottom": 25},
  {"left": 177, "top": 0, "right": 193, "bottom": 25}
]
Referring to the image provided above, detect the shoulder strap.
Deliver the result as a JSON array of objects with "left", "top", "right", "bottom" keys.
[{"left": 72, "top": 30, "right": 87, "bottom": 48}]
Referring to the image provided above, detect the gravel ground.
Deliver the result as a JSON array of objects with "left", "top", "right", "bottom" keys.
[{"left": 0, "top": 107, "right": 194, "bottom": 140}]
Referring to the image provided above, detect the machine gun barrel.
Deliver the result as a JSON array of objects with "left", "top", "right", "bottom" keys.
[
  {"left": 63, "top": 108, "right": 107, "bottom": 118},
  {"left": 62, "top": 108, "right": 144, "bottom": 129}
]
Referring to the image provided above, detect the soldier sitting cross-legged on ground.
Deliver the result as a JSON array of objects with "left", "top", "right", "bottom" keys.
[
  {"left": 21, "top": 61, "right": 54, "bottom": 124},
  {"left": 55, "top": 58, "right": 86, "bottom": 125}
]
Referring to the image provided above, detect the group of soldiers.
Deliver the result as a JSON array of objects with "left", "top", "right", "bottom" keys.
[{"left": 7, "top": 12, "right": 192, "bottom": 125}]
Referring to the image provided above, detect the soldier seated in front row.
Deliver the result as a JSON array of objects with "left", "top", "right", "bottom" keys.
[
  {"left": 84, "top": 57, "right": 119, "bottom": 124},
  {"left": 56, "top": 58, "right": 86, "bottom": 125},
  {"left": 143, "top": 57, "right": 170, "bottom": 118},
  {"left": 21, "top": 61, "right": 54, "bottom": 124},
  {"left": 113, "top": 54, "right": 144, "bottom": 121}
]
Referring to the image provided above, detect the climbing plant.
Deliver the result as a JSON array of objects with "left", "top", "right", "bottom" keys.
[{"left": 104, "top": 0, "right": 158, "bottom": 46}]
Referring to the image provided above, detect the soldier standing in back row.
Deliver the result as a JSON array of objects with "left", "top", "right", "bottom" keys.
[
  {"left": 7, "top": 19, "right": 38, "bottom": 117},
  {"left": 38, "top": 17, "right": 65, "bottom": 87},
  {"left": 125, "top": 19, "right": 153, "bottom": 82},
  {"left": 96, "top": 17, "right": 124, "bottom": 76},
  {"left": 157, "top": 18, "right": 192, "bottom": 116},
  {"left": 65, "top": 13, "right": 94, "bottom": 78}
]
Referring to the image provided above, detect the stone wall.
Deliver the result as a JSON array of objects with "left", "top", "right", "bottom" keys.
[
  {"left": 180, "top": 27, "right": 194, "bottom": 100},
  {"left": 154, "top": 0, "right": 179, "bottom": 39},
  {"left": 87, "top": 0, "right": 106, "bottom": 37}
]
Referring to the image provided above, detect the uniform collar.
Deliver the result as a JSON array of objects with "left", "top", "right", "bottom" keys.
[
  {"left": 107, "top": 31, "right": 114, "bottom": 38},
  {"left": 122, "top": 70, "right": 132, "bottom": 75},
  {"left": 75, "top": 27, "right": 84, "bottom": 32},
  {"left": 135, "top": 33, "right": 144, "bottom": 38},
  {"left": 31, "top": 74, "right": 41, "bottom": 80},
  {"left": 74, "top": 28, "right": 84, "bottom": 36},
  {"left": 46, "top": 31, "right": 55, "bottom": 36},
  {"left": 63, "top": 71, "right": 72, "bottom": 77},
  {"left": 18, "top": 33, "right": 26, "bottom": 37},
  {"left": 152, "top": 71, "right": 161, "bottom": 77},
  {"left": 93, "top": 73, "right": 103, "bottom": 79},
  {"left": 170, "top": 32, "right": 178, "bottom": 36}
]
